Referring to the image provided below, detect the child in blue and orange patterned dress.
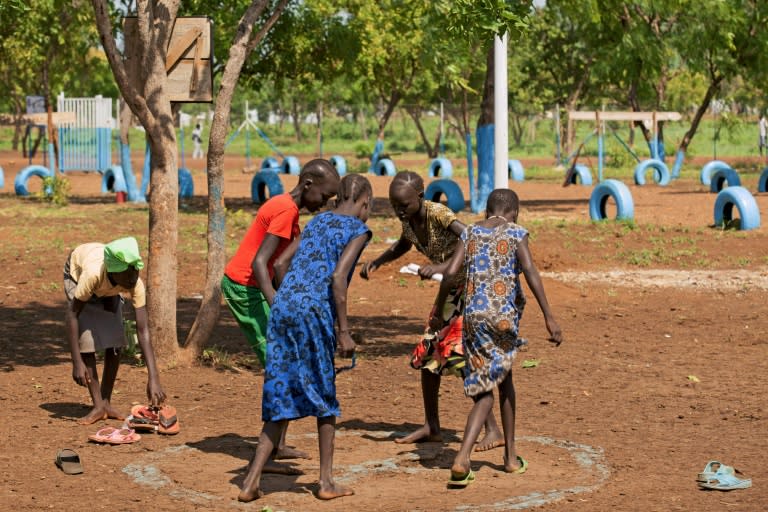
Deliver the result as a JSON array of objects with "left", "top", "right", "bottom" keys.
[{"left": 433, "top": 188, "right": 563, "bottom": 487}]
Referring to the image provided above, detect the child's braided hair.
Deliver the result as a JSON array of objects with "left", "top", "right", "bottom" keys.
[{"left": 338, "top": 174, "right": 372, "bottom": 202}]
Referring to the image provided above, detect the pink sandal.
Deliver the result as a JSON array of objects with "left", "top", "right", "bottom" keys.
[{"left": 88, "top": 427, "right": 141, "bottom": 445}]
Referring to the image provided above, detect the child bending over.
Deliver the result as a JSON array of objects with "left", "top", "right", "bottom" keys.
[
  {"left": 238, "top": 174, "right": 373, "bottom": 502},
  {"left": 434, "top": 189, "right": 563, "bottom": 487},
  {"left": 360, "top": 171, "right": 504, "bottom": 450},
  {"left": 64, "top": 237, "right": 165, "bottom": 424}
]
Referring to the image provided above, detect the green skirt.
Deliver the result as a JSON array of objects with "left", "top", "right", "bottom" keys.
[{"left": 221, "top": 275, "right": 270, "bottom": 365}]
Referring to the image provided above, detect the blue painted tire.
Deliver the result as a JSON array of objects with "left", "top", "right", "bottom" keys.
[
  {"left": 101, "top": 165, "right": 128, "bottom": 194},
  {"left": 330, "top": 155, "right": 347, "bottom": 176},
  {"left": 261, "top": 157, "right": 280, "bottom": 170},
  {"left": 589, "top": 179, "right": 634, "bottom": 221},
  {"left": 759, "top": 167, "right": 768, "bottom": 193},
  {"left": 508, "top": 159, "right": 525, "bottom": 181},
  {"left": 280, "top": 156, "right": 300, "bottom": 175},
  {"left": 178, "top": 168, "right": 194, "bottom": 198},
  {"left": 700, "top": 160, "right": 732, "bottom": 186},
  {"left": 14, "top": 165, "right": 53, "bottom": 196},
  {"left": 425, "top": 179, "right": 465, "bottom": 213},
  {"left": 251, "top": 170, "right": 284, "bottom": 204},
  {"left": 374, "top": 158, "right": 396, "bottom": 176},
  {"left": 569, "top": 164, "right": 593, "bottom": 186},
  {"left": 428, "top": 158, "right": 453, "bottom": 178},
  {"left": 633, "top": 159, "right": 671, "bottom": 186},
  {"left": 709, "top": 168, "right": 741, "bottom": 193},
  {"left": 0, "top": 165, "right": 4, "bottom": 189},
  {"left": 714, "top": 186, "right": 761, "bottom": 230}
]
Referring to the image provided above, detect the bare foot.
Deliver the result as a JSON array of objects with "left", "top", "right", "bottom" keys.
[
  {"left": 77, "top": 408, "right": 107, "bottom": 425},
  {"left": 394, "top": 425, "right": 442, "bottom": 444},
  {"left": 105, "top": 404, "right": 125, "bottom": 421},
  {"left": 504, "top": 455, "right": 527, "bottom": 474},
  {"left": 450, "top": 460, "right": 471, "bottom": 478},
  {"left": 237, "top": 487, "right": 264, "bottom": 503},
  {"left": 263, "top": 461, "right": 304, "bottom": 475},
  {"left": 474, "top": 431, "right": 505, "bottom": 452},
  {"left": 317, "top": 481, "right": 354, "bottom": 500},
  {"left": 274, "top": 446, "right": 311, "bottom": 460}
]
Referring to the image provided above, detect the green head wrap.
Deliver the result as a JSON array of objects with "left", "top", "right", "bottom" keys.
[{"left": 104, "top": 237, "right": 145, "bottom": 273}]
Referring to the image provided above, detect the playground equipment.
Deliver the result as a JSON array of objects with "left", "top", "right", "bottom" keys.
[
  {"left": 699, "top": 160, "right": 733, "bottom": 186},
  {"left": 0, "top": 165, "right": 4, "bottom": 189},
  {"left": 589, "top": 179, "right": 634, "bottom": 221},
  {"left": 508, "top": 159, "right": 524, "bottom": 181},
  {"left": 759, "top": 168, "right": 768, "bottom": 193},
  {"left": 329, "top": 155, "right": 347, "bottom": 176},
  {"left": 251, "top": 170, "right": 284, "bottom": 204},
  {"left": 633, "top": 159, "right": 670, "bottom": 186},
  {"left": 425, "top": 179, "right": 465, "bottom": 213},
  {"left": 566, "top": 111, "right": 683, "bottom": 183},
  {"left": 567, "top": 163, "right": 593, "bottom": 186},
  {"left": 709, "top": 168, "right": 741, "bottom": 193},
  {"left": 713, "top": 186, "right": 761, "bottom": 230},
  {"left": 369, "top": 139, "right": 396, "bottom": 176},
  {"left": 428, "top": 157, "right": 452, "bottom": 178}
]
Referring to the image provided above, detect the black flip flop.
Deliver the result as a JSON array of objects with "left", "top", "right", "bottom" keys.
[{"left": 55, "top": 449, "right": 83, "bottom": 475}]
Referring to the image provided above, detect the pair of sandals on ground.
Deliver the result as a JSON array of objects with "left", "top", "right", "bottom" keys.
[
  {"left": 88, "top": 404, "right": 180, "bottom": 444},
  {"left": 696, "top": 461, "right": 752, "bottom": 491}
]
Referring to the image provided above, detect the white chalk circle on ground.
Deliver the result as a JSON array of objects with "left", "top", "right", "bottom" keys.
[
  {"left": 709, "top": 167, "right": 741, "bottom": 193},
  {"left": 633, "top": 159, "right": 670, "bottom": 186},
  {"left": 713, "top": 186, "right": 761, "bottom": 231},
  {"left": 589, "top": 179, "right": 634, "bottom": 221},
  {"left": 123, "top": 432, "right": 609, "bottom": 511},
  {"left": 330, "top": 155, "right": 347, "bottom": 176},
  {"left": 251, "top": 170, "right": 284, "bottom": 204},
  {"left": 14, "top": 165, "right": 53, "bottom": 196},
  {"left": 429, "top": 157, "right": 453, "bottom": 178},
  {"left": 425, "top": 179, "right": 465, "bottom": 213},
  {"left": 700, "top": 160, "right": 732, "bottom": 186},
  {"left": 508, "top": 159, "right": 525, "bottom": 181},
  {"left": 374, "top": 158, "right": 396, "bottom": 176}
]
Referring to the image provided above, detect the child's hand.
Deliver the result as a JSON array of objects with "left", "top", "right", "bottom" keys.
[
  {"left": 546, "top": 317, "right": 563, "bottom": 347},
  {"left": 428, "top": 312, "right": 443, "bottom": 333},
  {"left": 337, "top": 330, "right": 356, "bottom": 358},
  {"left": 359, "top": 261, "right": 378, "bottom": 280},
  {"left": 72, "top": 360, "right": 90, "bottom": 387},
  {"left": 146, "top": 377, "right": 166, "bottom": 406}
]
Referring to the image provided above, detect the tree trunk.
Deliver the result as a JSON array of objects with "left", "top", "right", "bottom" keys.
[
  {"left": 405, "top": 106, "right": 438, "bottom": 158},
  {"left": 183, "top": 0, "right": 288, "bottom": 363},
  {"left": 478, "top": 46, "right": 494, "bottom": 128},
  {"left": 291, "top": 98, "right": 302, "bottom": 142},
  {"left": 377, "top": 92, "right": 401, "bottom": 137},
  {"left": 316, "top": 100, "right": 323, "bottom": 157},
  {"left": 678, "top": 78, "right": 722, "bottom": 152}
]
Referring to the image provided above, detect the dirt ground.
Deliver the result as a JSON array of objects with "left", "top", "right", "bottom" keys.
[{"left": 1, "top": 150, "right": 767, "bottom": 511}]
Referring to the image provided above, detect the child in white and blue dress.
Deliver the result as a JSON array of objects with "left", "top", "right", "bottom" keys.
[
  {"left": 238, "top": 174, "right": 373, "bottom": 503},
  {"left": 434, "top": 188, "right": 563, "bottom": 487}
]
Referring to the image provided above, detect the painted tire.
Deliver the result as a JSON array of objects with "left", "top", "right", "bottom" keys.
[
  {"left": 261, "top": 157, "right": 280, "bottom": 170},
  {"left": 251, "top": 170, "right": 284, "bottom": 204},
  {"left": 570, "top": 164, "right": 593, "bottom": 186},
  {"left": 589, "top": 179, "right": 634, "bottom": 221},
  {"left": 330, "top": 155, "right": 347, "bottom": 176},
  {"left": 713, "top": 186, "right": 761, "bottom": 230},
  {"left": 508, "top": 159, "right": 525, "bottom": 181},
  {"left": 633, "top": 159, "right": 671, "bottom": 186},
  {"left": 0, "top": 165, "right": 4, "bottom": 189},
  {"left": 424, "top": 179, "right": 465, "bottom": 213},
  {"left": 700, "top": 160, "right": 732, "bottom": 186},
  {"left": 759, "top": 167, "right": 768, "bottom": 193},
  {"left": 14, "top": 165, "right": 53, "bottom": 196},
  {"left": 374, "top": 158, "right": 396, "bottom": 176},
  {"left": 178, "top": 168, "right": 194, "bottom": 198},
  {"left": 101, "top": 165, "right": 128, "bottom": 194},
  {"left": 280, "top": 156, "right": 300, "bottom": 175},
  {"left": 709, "top": 168, "right": 741, "bottom": 193},
  {"left": 428, "top": 158, "right": 453, "bottom": 178}
]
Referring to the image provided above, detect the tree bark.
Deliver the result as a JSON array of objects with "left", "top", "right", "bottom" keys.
[
  {"left": 405, "top": 106, "right": 438, "bottom": 158},
  {"left": 182, "top": 0, "right": 289, "bottom": 363},
  {"left": 678, "top": 78, "right": 722, "bottom": 152}
]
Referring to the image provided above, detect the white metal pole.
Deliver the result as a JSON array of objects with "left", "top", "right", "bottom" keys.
[{"left": 494, "top": 32, "right": 509, "bottom": 190}]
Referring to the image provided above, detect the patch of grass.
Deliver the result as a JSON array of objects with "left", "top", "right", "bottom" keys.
[{"left": 201, "top": 346, "right": 238, "bottom": 371}]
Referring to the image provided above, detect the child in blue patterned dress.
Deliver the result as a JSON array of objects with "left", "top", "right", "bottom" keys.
[
  {"left": 432, "top": 188, "right": 563, "bottom": 487},
  {"left": 238, "top": 174, "right": 373, "bottom": 502}
]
